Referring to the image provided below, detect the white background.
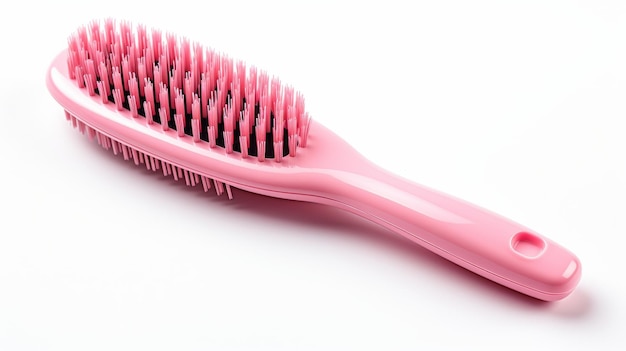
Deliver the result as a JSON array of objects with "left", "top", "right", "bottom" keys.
[{"left": 1, "top": 1, "right": 625, "bottom": 350}]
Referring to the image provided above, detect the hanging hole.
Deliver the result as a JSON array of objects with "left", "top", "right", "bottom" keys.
[{"left": 510, "top": 232, "right": 546, "bottom": 258}]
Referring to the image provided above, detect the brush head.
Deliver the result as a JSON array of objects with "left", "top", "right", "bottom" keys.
[
  {"left": 66, "top": 18, "right": 311, "bottom": 162},
  {"left": 49, "top": 19, "right": 357, "bottom": 201}
]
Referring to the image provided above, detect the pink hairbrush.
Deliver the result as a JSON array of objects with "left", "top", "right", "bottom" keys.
[{"left": 46, "top": 19, "right": 581, "bottom": 301}]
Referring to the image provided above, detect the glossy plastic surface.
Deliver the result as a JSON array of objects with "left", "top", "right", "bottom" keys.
[{"left": 47, "top": 50, "right": 581, "bottom": 301}]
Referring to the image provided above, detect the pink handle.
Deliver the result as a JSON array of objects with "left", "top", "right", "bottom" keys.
[{"left": 320, "top": 164, "right": 581, "bottom": 300}]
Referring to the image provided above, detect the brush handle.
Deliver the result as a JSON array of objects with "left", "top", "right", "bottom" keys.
[{"left": 322, "top": 165, "right": 580, "bottom": 301}]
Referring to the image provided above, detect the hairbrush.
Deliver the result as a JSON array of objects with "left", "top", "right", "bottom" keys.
[{"left": 46, "top": 19, "right": 581, "bottom": 301}]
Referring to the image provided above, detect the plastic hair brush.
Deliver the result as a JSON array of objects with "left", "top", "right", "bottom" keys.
[{"left": 46, "top": 19, "right": 581, "bottom": 301}]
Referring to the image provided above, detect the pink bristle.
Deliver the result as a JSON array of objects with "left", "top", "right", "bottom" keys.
[
  {"left": 184, "top": 73, "right": 193, "bottom": 112},
  {"left": 86, "top": 126, "right": 96, "bottom": 141},
  {"left": 144, "top": 78, "right": 155, "bottom": 117},
  {"left": 137, "top": 24, "right": 147, "bottom": 54},
  {"left": 112, "top": 140, "right": 119, "bottom": 155},
  {"left": 161, "top": 160, "right": 169, "bottom": 176},
  {"left": 121, "top": 56, "right": 130, "bottom": 90},
  {"left": 129, "top": 95, "right": 138, "bottom": 118},
  {"left": 159, "top": 52, "right": 169, "bottom": 84},
  {"left": 273, "top": 97, "right": 285, "bottom": 143},
  {"left": 144, "top": 153, "right": 151, "bottom": 170},
  {"left": 230, "top": 79, "right": 241, "bottom": 118},
  {"left": 64, "top": 18, "right": 312, "bottom": 166},
  {"left": 181, "top": 37, "right": 191, "bottom": 73},
  {"left": 128, "top": 41, "right": 137, "bottom": 74},
  {"left": 171, "top": 166, "right": 179, "bottom": 181},
  {"left": 295, "top": 91, "right": 306, "bottom": 139},
  {"left": 270, "top": 77, "right": 280, "bottom": 112},
  {"left": 153, "top": 64, "right": 162, "bottom": 103},
  {"left": 174, "top": 114, "right": 185, "bottom": 137},
  {"left": 99, "top": 31, "right": 109, "bottom": 58},
  {"left": 200, "top": 74, "right": 209, "bottom": 118},
  {"left": 93, "top": 49, "right": 106, "bottom": 74},
  {"left": 208, "top": 99, "right": 218, "bottom": 147},
  {"left": 183, "top": 170, "right": 190, "bottom": 186},
  {"left": 159, "top": 108, "right": 169, "bottom": 131},
  {"left": 152, "top": 156, "right": 160, "bottom": 171},
  {"left": 66, "top": 52, "right": 77, "bottom": 80},
  {"left": 223, "top": 103, "right": 235, "bottom": 153},
  {"left": 225, "top": 184, "right": 233, "bottom": 200},
  {"left": 131, "top": 148, "right": 140, "bottom": 165},
  {"left": 151, "top": 28, "right": 162, "bottom": 58},
  {"left": 168, "top": 70, "right": 177, "bottom": 105},
  {"left": 206, "top": 50, "right": 219, "bottom": 92},
  {"left": 288, "top": 112, "right": 298, "bottom": 157},
  {"left": 201, "top": 176, "right": 211, "bottom": 192},
  {"left": 283, "top": 86, "right": 294, "bottom": 114},
  {"left": 70, "top": 114, "right": 77, "bottom": 128},
  {"left": 128, "top": 73, "right": 140, "bottom": 109},
  {"left": 273, "top": 108, "right": 284, "bottom": 163},
  {"left": 87, "top": 42, "right": 98, "bottom": 72},
  {"left": 89, "top": 20, "right": 100, "bottom": 45},
  {"left": 193, "top": 43, "right": 203, "bottom": 85},
  {"left": 220, "top": 56, "right": 232, "bottom": 92},
  {"left": 239, "top": 135, "right": 249, "bottom": 158},
  {"left": 121, "top": 144, "right": 129, "bottom": 160},
  {"left": 119, "top": 21, "right": 131, "bottom": 55},
  {"left": 245, "top": 96, "right": 255, "bottom": 131},
  {"left": 144, "top": 155, "right": 152, "bottom": 170},
  {"left": 188, "top": 171, "right": 196, "bottom": 186},
  {"left": 216, "top": 78, "right": 227, "bottom": 122},
  {"left": 67, "top": 39, "right": 78, "bottom": 73},
  {"left": 77, "top": 119, "right": 86, "bottom": 135},
  {"left": 248, "top": 66, "right": 258, "bottom": 100},
  {"left": 214, "top": 180, "right": 224, "bottom": 196},
  {"left": 166, "top": 33, "right": 177, "bottom": 71},
  {"left": 144, "top": 45, "right": 155, "bottom": 80},
  {"left": 78, "top": 44, "right": 88, "bottom": 64},
  {"left": 98, "top": 62, "right": 111, "bottom": 98},
  {"left": 237, "top": 60, "right": 246, "bottom": 99},
  {"left": 112, "top": 66, "right": 123, "bottom": 95},
  {"left": 175, "top": 88, "right": 185, "bottom": 118},
  {"left": 96, "top": 81, "right": 108, "bottom": 103},
  {"left": 111, "top": 43, "right": 121, "bottom": 68},
  {"left": 239, "top": 109, "right": 250, "bottom": 158},
  {"left": 159, "top": 83, "right": 170, "bottom": 122},
  {"left": 137, "top": 58, "right": 147, "bottom": 97},
  {"left": 143, "top": 101, "right": 154, "bottom": 124},
  {"left": 192, "top": 118, "right": 201, "bottom": 142},
  {"left": 191, "top": 94, "right": 201, "bottom": 142},
  {"left": 77, "top": 26, "right": 89, "bottom": 51},
  {"left": 175, "top": 59, "right": 183, "bottom": 89},
  {"left": 104, "top": 18, "right": 115, "bottom": 46},
  {"left": 113, "top": 89, "right": 124, "bottom": 110},
  {"left": 255, "top": 116, "right": 267, "bottom": 162},
  {"left": 84, "top": 74, "right": 95, "bottom": 96},
  {"left": 243, "top": 103, "right": 253, "bottom": 133},
  {"left": 299, "top": 112, "right": 311, "bottom": 147},
  {"left": 85, "top": 59, "right": 97, "bottom": 89}
]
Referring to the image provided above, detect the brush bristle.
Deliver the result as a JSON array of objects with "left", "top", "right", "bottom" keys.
[
  {"left": 64, "top": 109, "right": 234, "bottom": 198},
  {"left": 66, "top": 18, "right": 311, "bottom": 161}
]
